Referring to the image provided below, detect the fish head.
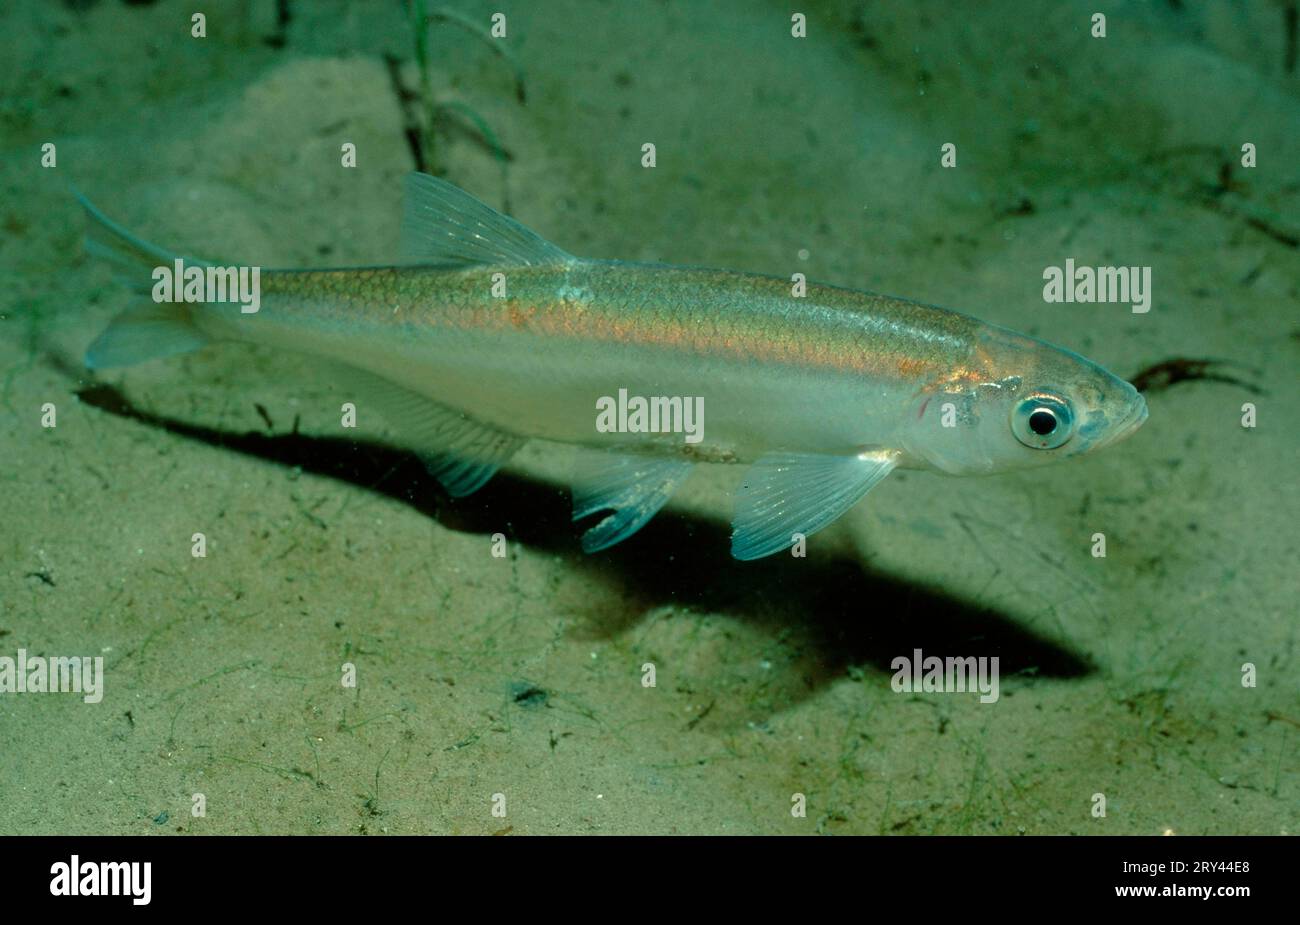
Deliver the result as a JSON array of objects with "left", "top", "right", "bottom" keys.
[{"left": 904, "top": 326, "right": 1147, "bottom": 475}]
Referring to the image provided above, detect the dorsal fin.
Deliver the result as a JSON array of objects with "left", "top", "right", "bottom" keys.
[{"left": 400, "top": 173, "right": 573, "bottom": 267}]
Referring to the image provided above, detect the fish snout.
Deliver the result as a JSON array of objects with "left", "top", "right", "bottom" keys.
[{"left": 1099, "top": 393, "right": 1148, "bottom": 449}]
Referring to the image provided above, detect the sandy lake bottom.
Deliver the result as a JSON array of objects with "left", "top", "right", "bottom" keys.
[{"left": 0, "top": 0, "right": 1296, "bottom": 834}]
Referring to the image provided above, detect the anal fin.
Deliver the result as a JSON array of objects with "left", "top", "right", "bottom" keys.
[
  {"left": 338, "top": 366, "right": 522, "bottom": 498},
  {"left": 731, "top": 449, "right": 898, "bottom": 560},
  {"left": 418, "top": 451, "right": 506, "bottom": 498}
]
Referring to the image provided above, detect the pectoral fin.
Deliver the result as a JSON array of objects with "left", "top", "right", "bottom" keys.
[
  {"left": 571, "top": 452, "right": 693, "bottom": 552},
  {"left": 731, "top": 449, "right": 899, "bottom": 560}
]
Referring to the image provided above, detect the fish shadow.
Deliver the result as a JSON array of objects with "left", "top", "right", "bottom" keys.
[{"left": 75, "top": 380, "right": 1094, "bottom": 706}]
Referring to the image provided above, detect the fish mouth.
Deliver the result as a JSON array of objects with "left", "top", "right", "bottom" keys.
[{"left": 1099, "top": 395, "right": 1148, "bottom": 448}]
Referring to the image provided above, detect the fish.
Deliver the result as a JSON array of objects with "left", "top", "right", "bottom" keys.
[{"left": 77, "top": 173, "right": 1148, "bottom": 560}]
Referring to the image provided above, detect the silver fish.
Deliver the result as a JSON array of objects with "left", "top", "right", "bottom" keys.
[{"left": 79, "top": 174, "right": 1147, "bottom": 559}]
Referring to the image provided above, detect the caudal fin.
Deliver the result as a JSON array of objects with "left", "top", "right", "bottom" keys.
[
  {"left": 75, "top": 189, "right": 211, "bottom": 369},
  {"left": 84, "top": 302, "right": 209, "bottom": 370}
]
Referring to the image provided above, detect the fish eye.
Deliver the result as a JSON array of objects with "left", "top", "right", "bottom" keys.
[
  {"left": 1029, "top": 409, "right": 1057, "bottom": 435},
  {"left": 1011, "top": 392, "right": 1074, "bottom": 449}
]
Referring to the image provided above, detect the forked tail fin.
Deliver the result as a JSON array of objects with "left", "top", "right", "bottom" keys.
[{"left": 75, "top": 189, "right": 210, "bottom": 369}]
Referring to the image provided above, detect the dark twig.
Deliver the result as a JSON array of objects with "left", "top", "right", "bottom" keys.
[{"left": 1130, "top": 357, "right": 1264, "bottom": 395}]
